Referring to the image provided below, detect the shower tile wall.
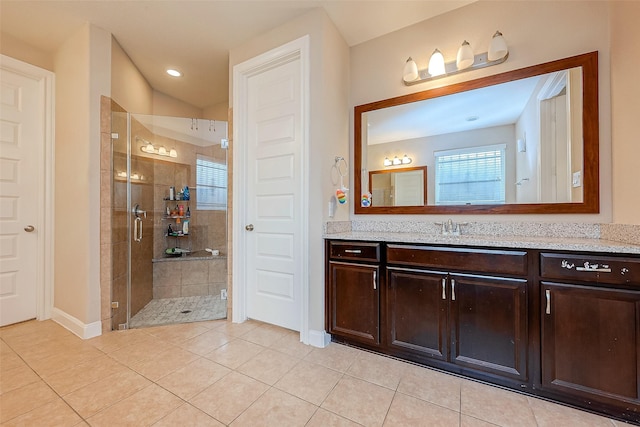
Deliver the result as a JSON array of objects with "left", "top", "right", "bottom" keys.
[{"left": 152, "top": 257, "right": 227, "bottom": 299}]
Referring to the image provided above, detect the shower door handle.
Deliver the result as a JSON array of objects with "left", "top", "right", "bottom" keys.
[{"left": 134, "top": 217, "right": 143, "bottom": 242}]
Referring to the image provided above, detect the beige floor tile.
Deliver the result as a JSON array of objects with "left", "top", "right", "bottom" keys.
[
  {"left": 88, "top": 328, "right": 151, "bottom": 353},
  {"left": 528, "top": 396, "right": 615, "bottom": 427},
  {"left": 108, "top": 335, "right": 176, "bottom": 366},
  {"left": 87, "top": 384, "right": 183, "bottom": 426},
  {"left": 240, "top": 323, "right": 291, "bottom": 347},
  {"left": 145, "top": 322, "right": 211, "bottom": 343},
  {"left": 306, "top": 408, "right": 363, "bottom": 427},
  {"left": 197, "top": 319, "right": 229, "bottom": 329},
  {"left": 230, "top": 387, "right": 317, "bottom": 427},
  {"left": 44, "top": 354, "right": 126, "bottom": 395},
  {"left": 154, "top": 403, "right": 225, "bottom": 427},
  {"left": 236, "top": 348, "right": 299, "bottom": 385},
  {"left": 27, "top": 345, "right": 105, "bottom": 377},
  {"left": 0, "top": 345, "right": 26, "bottom": 373},
  {"left": 190, "top": 372, "right": 269, "bottom": 424},
  {"left": 460, "top": 415, "right": 499, "bottom": 426},
  {"left": 1, "top": 397, "right": 82, "bottom": 427},
  {"left": 397, "top": 364, "right": 462, "bottom": 411},
  {"left": 0, "top": 380, "right": 59, "bottom": 423},
  {"left": 304, "top": 342, "right": 359, "bottom": 373},
  {"left": 157, "top": 357, "right": 231, "bottom": 400},
  {"left": 0, "top": 363, "right": 40, "bottom": 394},
  {"left": 63, "top": 368, "right": 151, "bottom": 418},
  {"left": 8, "top": 335, "right": 82, "bottom": 362},
  {"left": 130, "top": 346, "right": 200, "bottom": 381},
  {"left": 384, "top": 392, "right": 459, "bottom": 426},
  {"left": 213, "top": 319, "right": 260, "bottom": 337},
  {"left": 269, "top": 330, "right": 314, "bottom": 359},
  {"left": 0, "top": 320, "right": 71, "bottom": 342},
  {"left": 274, "top": 360, "right": 343, "bottom": 406},
  {"left": 204, "top": 339, "right": 264, "bottom": 369},
  {"left": 347, "top": 351, "right": 407, "bottom": 390},
  {"left": 322, "top": 376, "right": 395, "bottom": 427},
  {"left": 461, "top": 380, "right": 537, "bottom": 427},
  {"left": 178, "top": 329, "right": 232, "bottom": 356}
]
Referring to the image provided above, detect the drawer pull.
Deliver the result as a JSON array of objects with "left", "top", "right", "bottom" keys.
[
  {"left": 344, "top": 249, "right": 362, "bottom": 254},
  {"left": 575, "top": 267, "right": 612, "bottom": 273},
  {"left": 441, "top": 279, "right": 446, "bottom": 300},
  {"left": 451, "top": 279, "right": 456, "bottom": 301},
  {"left": 373, "top": 270, "right": 377, "bottom": 290},
  {"left": 545, "top": 290, "right": 551, "bottom": 315}
]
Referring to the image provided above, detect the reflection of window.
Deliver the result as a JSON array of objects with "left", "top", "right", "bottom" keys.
[
  {"left": 196, "top": 155, "right": 227, "bottom": 210},
  {"left": 434, "top": 144, "right": 506, "bottom": 205}
]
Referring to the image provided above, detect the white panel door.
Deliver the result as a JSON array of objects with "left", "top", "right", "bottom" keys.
[
  {"left": 0, "top": 67, "right": 41, "bottom": 326},
  {"left": 246, "top": 58, "right": 301, "bottom": 331}
]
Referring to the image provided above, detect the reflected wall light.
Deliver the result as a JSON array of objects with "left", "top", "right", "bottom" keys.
[
  {"left": 383, "top": 154, "right": 412, "bottom": 167},
  {"left": 402, "top": 30, "right": 508, "bottom": 86},
  {"left": 138, "top": 136, "right": 178, "bottom": 158}
]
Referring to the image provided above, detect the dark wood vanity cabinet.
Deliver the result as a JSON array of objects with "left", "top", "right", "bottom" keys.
[
  {"left": 386, "top": 245, "right": 529, "bottom": 384},
  {"left": 326, "top": 241, "right": 381, "bottom": 346},
  {"left": 539, "top": 253, "right": 640, "bottom": 421},
  {"left": 325, "top": 239, "right": 640, "bottom": 424}
]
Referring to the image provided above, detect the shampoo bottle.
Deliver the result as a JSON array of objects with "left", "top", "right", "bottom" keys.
[{"left": 182, "top": 220, "right": 189, "bottom": 235}]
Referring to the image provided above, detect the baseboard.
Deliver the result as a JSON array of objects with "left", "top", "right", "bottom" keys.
[
  {"left": 51, "top": 307, "right": 102, "bottom": 339},
  {"left": 308, "top": 329, "right": 331, "bottom": 348}
]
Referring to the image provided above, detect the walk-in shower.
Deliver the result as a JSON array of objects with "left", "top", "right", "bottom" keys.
[{"left": 110, "top": 112, "right": 228, "bottom": 330}]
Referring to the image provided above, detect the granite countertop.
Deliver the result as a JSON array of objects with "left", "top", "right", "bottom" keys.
[{"left": 323, "top": 231, "right": 640, "bottom": 255}]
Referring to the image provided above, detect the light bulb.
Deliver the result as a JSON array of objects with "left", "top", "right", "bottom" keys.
[
  {"left": 403, "top": 57, "right": 419, "bottom": 82},
  {"left": 145, "top": 142, "right": 154, "bottom": 153},
  {"left": 158, "top": 147, "right": 167, "bottom": 156},
  {"left": 428, "top": 49, "right": 446, "bottom": 77},
  {"left": 169, "top": 148, "right": 177, "bottom": 158},
  {"left": 488, "top": 31, "right": 508, "bottom": 61},
  {"left": 383, "top": 157, "right": 392, "bottom": 167},
  {"left": 402, "top": 155, "right": 412, "bottom": 165},
  {"left": 392, "top": 156, "right": 402, "bottom": 165},
  {"left": 456, "top": 40, "right": 475, "bottom": 70}
]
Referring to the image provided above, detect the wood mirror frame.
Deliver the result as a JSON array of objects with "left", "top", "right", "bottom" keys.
[{"left": 354, "top": 51, "right": 599, "bottom": 215}]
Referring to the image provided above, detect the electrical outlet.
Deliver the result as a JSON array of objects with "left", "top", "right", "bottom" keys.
[
  {"left": 572, "top": 171, "right": 582, "bottom": 188},
  {"left": 221, "top": 289, "right": 228, "bottom": 300}
]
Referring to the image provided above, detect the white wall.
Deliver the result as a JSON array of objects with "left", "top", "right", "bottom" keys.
[
  {"left": 610, "top": 1, "right": 640, "bottom": 225},
  {"left": 54, "top": 23, "right": 110, "bottom": 325},
  {"left": 229, "top": 8, "right": 350, "bottom": 333},
  {"left": 350, "top": 1, "right": 612, "bottom": 223}
]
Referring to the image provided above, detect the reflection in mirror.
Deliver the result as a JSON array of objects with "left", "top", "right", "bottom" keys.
[
  {"left": 369, "top": 166, "right": 427, "bottom": 207},
  {"left": 355, "top": 52, "right": 599, "bottom": 215}
]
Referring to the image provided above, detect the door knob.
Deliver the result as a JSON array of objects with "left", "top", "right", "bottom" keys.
[
  {"left": 24, "top": 225, "right": 35, "bottom": 232},
  {"left": 245, "top": 224, "right": 254, "bottom": 231}
]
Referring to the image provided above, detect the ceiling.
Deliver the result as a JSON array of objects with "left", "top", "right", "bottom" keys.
[{"left": 0, "top": 1, "right": 474, "bottom": 110}]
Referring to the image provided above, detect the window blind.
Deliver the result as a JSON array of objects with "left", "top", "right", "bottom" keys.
[
  {"left": 196, "top": 155, "right": 227, "bottom": 210},
  {"left": 434, "top": 144, "right": 506, "bottom": 205}
]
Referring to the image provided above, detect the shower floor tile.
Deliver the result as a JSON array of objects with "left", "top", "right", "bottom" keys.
[{"left": 129, "top": 296, "right": 227, "bottom": 329}]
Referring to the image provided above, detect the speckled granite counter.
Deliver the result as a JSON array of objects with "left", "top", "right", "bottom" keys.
[
  {"left": 323, "top": 220, "right": 640, "bottom": 254},
  {"left": 323, "top": 231, "right": 640, "bottom": 255}
]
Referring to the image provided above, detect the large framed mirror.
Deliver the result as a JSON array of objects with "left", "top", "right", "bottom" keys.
[{"left": 355, "top": 51, "right": 599, "bottom": 214}]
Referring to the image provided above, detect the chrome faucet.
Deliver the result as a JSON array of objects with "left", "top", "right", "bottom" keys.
[{"left": 436, "top": 219, "right": 467, "bottom": 236}]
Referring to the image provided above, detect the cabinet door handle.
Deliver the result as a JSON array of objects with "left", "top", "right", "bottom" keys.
[
  {"left": 545, "top": 289, "right": 551, "bottom": 315},
  {"left": 451, "top": 279, "right": 456, "bottom": 301},
  {"left": 442, "top": 279, "right": 446, "bottom": 299},
  {"left": 344, "top": 249, "right": 362, "bottom": 254},
  {"left": 373, "top": 270, "right": 377, "bottom": 290},
  {"left": 576, "top": 267, "right": 612, "bottom": 273}
]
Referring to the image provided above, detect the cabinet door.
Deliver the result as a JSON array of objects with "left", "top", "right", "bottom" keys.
[
  {"left": 387, "top": 268, "right": 448, "bottom": 361},
  {"left": 450, "top": 273, "right": 528, "bottom": 381},
  {"left": 328, "top": 262, "right": 380, "bottom": 345},
  {"left": 541, "top": 282, "right": 640, "bottom": 410}
]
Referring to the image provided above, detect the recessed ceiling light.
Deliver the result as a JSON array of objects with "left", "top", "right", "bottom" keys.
[{"left": 166, "top": 69, "right": 182, "bottom": 77}]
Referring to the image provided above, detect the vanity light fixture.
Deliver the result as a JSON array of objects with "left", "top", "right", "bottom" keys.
[
  {"left": 384, "top": 154, "right": 413, "bottom": 167},
  {"left": 402, "top": 30, "right": 509, "bottom": 86}
]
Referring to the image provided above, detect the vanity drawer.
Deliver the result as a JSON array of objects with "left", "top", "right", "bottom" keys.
[
  {"left": 387, "top": 244, "right": 528, "bottom": 276},
  {"left": 540, "top": 253, "right": 640, "bottom": 286},
  {"left": 329, "top": 241, "right": 381, "bottom": 262}
]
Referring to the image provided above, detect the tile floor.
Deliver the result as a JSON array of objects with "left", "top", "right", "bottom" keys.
[
  {"left": 129, "top": 296, "right": 227, "bottom": 328},
  {"left": 0, "top": 319, "right": 629, "bottom": 426}
]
